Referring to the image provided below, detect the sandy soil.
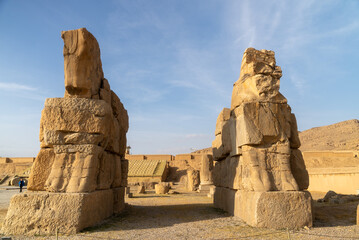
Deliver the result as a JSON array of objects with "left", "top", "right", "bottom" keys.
[{"left": 1, "top": 190, "right": 359, "bottom": 239}]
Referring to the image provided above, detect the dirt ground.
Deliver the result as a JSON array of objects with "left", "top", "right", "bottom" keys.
[{"left": 1, "top": 190, "right": 359, "bottom": 239}]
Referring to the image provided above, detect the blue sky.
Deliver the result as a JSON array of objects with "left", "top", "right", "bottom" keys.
[{"left": 0, "top": 0, "right": 358, "bottom": 157}]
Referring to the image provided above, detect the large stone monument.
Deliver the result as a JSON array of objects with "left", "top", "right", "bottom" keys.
[
  {"left": 212, "top": 48, "right": 312, "bottom": 229},
  {"left": 2, "top": 28, "right": 129, "bottom": 235}
]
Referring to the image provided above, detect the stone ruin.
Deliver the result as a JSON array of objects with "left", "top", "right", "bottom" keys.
[
  {"left": 212, "top": 48, "right": 312, "bottom": 229},
  {"left": 2, "top": 28, "right": 129, "bottom": 235}
]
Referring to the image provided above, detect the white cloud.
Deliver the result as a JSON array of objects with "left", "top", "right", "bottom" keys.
[
  {"left": 0, "top": 82, "right": 36, "bottom": 91},
  {"left": 185, "top": 133, "right": 209, "bottom": 139}
]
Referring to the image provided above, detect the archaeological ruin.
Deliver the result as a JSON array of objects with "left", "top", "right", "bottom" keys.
[
  {"left": 212, "top": 48, "right": 312, "bottom": 228},
  {"left": 2, "top": 28, "right": 129, "bottom": 235},
  {"left": 1, "top": 31, "right": 324, "bottom": 236}
]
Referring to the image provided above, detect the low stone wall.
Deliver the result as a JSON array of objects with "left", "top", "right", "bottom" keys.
[
  {"left": 0, "top": 163, "right": 33, "bottom": 176},
  {"left": 307, "top": 167, "right": 359, "bottom": 194},
  {"left": 128, "top": 176, "right": 163, "bottom": 183},
  {"left": 0, "top": 157, "right": 35, "bottom": 163},
  {"left": 303, "top": 151, "right": 359, "bottom": 168},
  {"left": 125, "top": 154, "right": 173, "bottom": 161},
  {"left": 303, "top": 151, "right": 359, "bottom": 194}
]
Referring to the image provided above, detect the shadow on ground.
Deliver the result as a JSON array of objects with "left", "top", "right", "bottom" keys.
[
  {"left": 313, "top": 200, "right": 358, "bottom": 227},
  {"left": 84, "top": 203, "right": 228, "bottom": 232}
]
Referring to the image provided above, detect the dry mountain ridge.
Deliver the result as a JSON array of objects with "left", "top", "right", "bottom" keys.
[
  {"left": 192, "top": 119, "right": 359, "bottom": 153},
  {"left": 299, "top": 119, "right": 359, "bottom": 151}
]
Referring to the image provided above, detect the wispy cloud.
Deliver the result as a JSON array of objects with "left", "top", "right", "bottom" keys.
[
  {"left": 0, "top": 82, "right": 37, "bottom": 91},
  {"left": 185, "top": 133, "right": 210, "bottom": 139}
]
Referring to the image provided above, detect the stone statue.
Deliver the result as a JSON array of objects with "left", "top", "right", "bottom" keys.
[
  {"left": 212, "top": 48, "right": 311, "bottom": 229},
  {"left": 2, "top": 28, "right": 129, "bottom": 235}
]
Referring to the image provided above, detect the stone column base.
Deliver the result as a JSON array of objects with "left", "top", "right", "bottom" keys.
[
  {"left": 199, "top": 183, "right": 213, "bottom": 193},
  {"left": 214, "top": 187, "right": 313, "bottom": 229},
  {"left": 1, "top": 188, "right": 125, "bottom": 236}
]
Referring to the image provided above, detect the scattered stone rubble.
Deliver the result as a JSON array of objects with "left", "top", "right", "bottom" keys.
[
  {"left": 2, "top": 28, "right": 129, "bottom": 235},
  {"left": 318, "top": 190, "right": 359, "bottom": 204},
  {"left": 155, "top": 182, "right": 171, "bottom": 194},
  {"left": 212, "top": 48, "right": 312, "bottom": 229}
]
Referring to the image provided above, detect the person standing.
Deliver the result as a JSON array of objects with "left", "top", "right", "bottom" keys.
[{"left": 19, "top": 178, "right": 24, "bottom": 193}]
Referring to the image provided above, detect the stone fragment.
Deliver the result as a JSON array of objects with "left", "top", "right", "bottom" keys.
[
  {"left": 234, "top": 190, "right": 313, "bottom": 229},
  {"left": 137, "top": 185, "right": 146, "bottom": 194},
  {"left": 62, "top": 28, "right": 104, "bottom": 98},
  {"left": 155, "top": 182, "right": 170, "bottom": 194},
  {"left": 231, "top": 48, "right": 286, "bottom": 109},
  {"left": 187, "top": 169, "right": 200, "bottom": 191}
]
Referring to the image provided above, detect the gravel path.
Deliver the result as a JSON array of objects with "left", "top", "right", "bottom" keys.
[{"left": 1, "top": 191, "right": 359, "bottom": 239}]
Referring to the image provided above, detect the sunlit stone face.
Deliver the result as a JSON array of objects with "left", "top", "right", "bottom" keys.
[{"left": 62, "top": 28, "right": 103, "bottom": 98}]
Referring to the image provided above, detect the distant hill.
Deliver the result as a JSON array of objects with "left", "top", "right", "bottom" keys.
[
  {"left": 193, "top": 119, "right": 359, "bottom": 153},
  {"left": 299, "top": 119, "right": 359, "bottom": 151}
]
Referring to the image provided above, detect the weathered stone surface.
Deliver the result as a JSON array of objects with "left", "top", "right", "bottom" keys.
[
  {"left": 97, "top": 152, "right": 116, "bottom": 190},
  {"left": 232, "top": 102, "right": 294, "bottom": 147},
  {"left": 200, "top": 154, "right": 213, "bottom": 185},
  {"left": 121, "top": 159, "right": 129, "bottom": 187},
  {"left": 155, "top": 182, "right": 170, "bottom": 194},
  {"left": 111, "top": 91, "right": 129, "bottom": 156},
  {"left": 213, "top": 187, "right": 312, "bottom": 229},
  {"left": 231, "top": 48, "right": 286, "bottom": 109},
  {"left": 62, "top": 28, "right": 104, "bottom": 98},
  {"left": 42, "top": 130, "right": 105, "bottom": 148},
  {"left": 213, "top": 187, "right": 236, "bottom": 214},
  {"left": 215, "top": 108, "right": 231, "bottom": 136},
  {"left": 3, "top": 28, "right": 129, "bottom": 236},
  {"left": 111, "top": 156, "right": 122, "bottom": 188},
  {"left": 211, "top": 48, "right": 312, "bottom": 229},
  {"left": 1, "top": 190, "right": 123, "bottom": 235},
  {"left": 212, "top": 120, "right": 232, "bottom": 161},
  {"left": 28, "top": 148, "right": 55, "bottom": 191},
  {"left": 45, "top": 145, "right": 102, "bottom": 193},
  {"left": 113, "top": 187, "right": 125, "bottom": 214},
  {"left": 234, "top": 190, "right": 313, "bottom": 229},
  {"left": 290, "top": 149, "right": 309, "bottom": 190},
  {"left": 40, "top": 98, "right": 113, "bottom": 144},
  {"left": 187, "top": 169, "right": 200, "bottom": 191}
]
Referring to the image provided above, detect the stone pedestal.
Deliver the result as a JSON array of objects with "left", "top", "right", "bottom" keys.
[
  {"left": 214, "top": 187, "right": 313, "bottom": 229},
  {"left": 199, "top": 183, "right": 213, "bottom": 193},
  {"left": 2, "top": 188, "right": 125, "bottom": 235}
]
